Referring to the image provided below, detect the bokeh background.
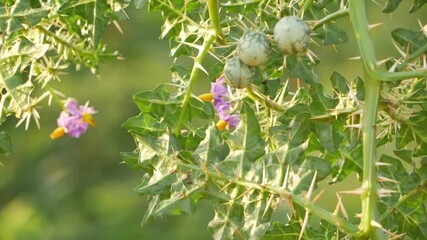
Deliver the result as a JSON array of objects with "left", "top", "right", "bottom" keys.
[{"left": 0, "top": 1, "right": 425, "bottom": 239}]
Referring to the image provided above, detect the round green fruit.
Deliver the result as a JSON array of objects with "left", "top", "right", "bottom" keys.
[
  {"left": 224, "top": 56, "right": 255, "bottom": 89},
  {"left": 237, "top": 31, "right": 271, "bottom": 66},
  {"left": 273, "top": 16, "right": 311, "bottom": 54}
]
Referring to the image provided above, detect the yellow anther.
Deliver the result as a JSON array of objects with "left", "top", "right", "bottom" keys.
[
  {"left": 198, "top": 93, "right": 214, "bottom": 102},
  {"left": 83, "top": 114, "right": 96, "bottom": 126},
  {"left": 216, "top": 120, "right": 228, "bottom": 131},
  {"left": 50, "top": 127, "right": 65, "bottom": 139}
]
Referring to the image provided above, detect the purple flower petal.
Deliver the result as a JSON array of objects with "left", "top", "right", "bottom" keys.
[
  {"left": 220, "top": 112, "right": 240, "bottom": 128},
  {"left": 65, "top": 99, "right": 80, "bottom": 116},
  {"left": 55, "top": 98, "right": 96, "bottom": 138},
  {"left": 211, "top": 76, "right": 228, "bottom": 99}
]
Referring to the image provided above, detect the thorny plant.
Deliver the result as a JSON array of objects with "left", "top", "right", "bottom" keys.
[{"left": 1, "top": 0, "right": 427, "bottom": 239}]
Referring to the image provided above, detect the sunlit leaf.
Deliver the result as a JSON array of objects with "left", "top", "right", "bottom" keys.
[{"left": 0, "top": 0, "right": 50, "bottom": 33}]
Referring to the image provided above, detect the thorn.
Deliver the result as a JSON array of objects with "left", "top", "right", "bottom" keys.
[
  {"left": 388, "top": 60, "right": 399, "bottom": 72},
  {"left": 377, "top": 57, "right": 392, "bottom": 66},
  {"left": 378, "top": 176, "right": 399, "bottom": 183},
  {"left": 392, "top": 41, "right": 406, "bottom": 58},
  {"left": 345, "top": 123, "right": 362, "bottom": 129},
  {"left": 375, "top": 162, "right": 392, "bottom": 167},
  {"left": 282, "top": 165, "right": 290, "bottom": 189},
  {"left": 219, "top": 181, "right": 232, "bottom": 193},
  {"left": 312, "top": 189, "right": 325, "bottom": 203},
  {"left": 299, "top": 210, "right": 310, "bottom": 240},
  {"left": 368, "top": 22, "right": 383, "bottom": 30},
  {"left": 340, "top": 188, "right": 364, "bottom": 195},
  {"left": 354, "top": 213, "right": 362, "bottom": 218},
  {"left": 370, "top": 220, "right": 383, "bottom": 229},
  {"left": 236, "top": 187, "right": 254, "bottom": 200},
  {"left": 378, "top": 188, "right": 399, "bottom": 197},
  {"left": 335, "top": 193, "right": 349, "bottom": 220},
  {"left": 306, "top": 171, "right": 318, "bottom": 200},
  {"left": 349, "top": 56, "right": 361, "bottom": 60}
]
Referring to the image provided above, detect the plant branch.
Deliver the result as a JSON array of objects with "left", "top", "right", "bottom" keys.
[
  {"left": 176, "top": 160, "right": 362, "bottom": 236},
  {"left": 312, "top": 8, "right": 349, "bottom": 30},
  {"left": 396, "top": 42, "right": 427, "bottom": 71},
  {"left": 207, "top": 0, "right": 225, "bottom": 44},
  {"left": 245, "top": 84, "right": 286, "bottom": 112},
  {"left": 348, "top": 0, "right": 426, "bottom": 83},
  {"left": 349, "top": 1, "right": 387, "bottom": 239},
  {"left": 175, "top": 32, "right": 216, "bottom": 135}
]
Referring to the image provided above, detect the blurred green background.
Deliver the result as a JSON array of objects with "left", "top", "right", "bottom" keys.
[{"left": 0, "top": 1, "right": 425, "bottom": 239}]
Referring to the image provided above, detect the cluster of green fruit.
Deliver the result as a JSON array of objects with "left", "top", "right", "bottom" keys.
[{"left": 223, "top": 16, "right": 311, "bottom": 88}]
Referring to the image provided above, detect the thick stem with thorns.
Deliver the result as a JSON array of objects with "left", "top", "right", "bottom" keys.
[
  {"left": 175, "top": 33, "right": 215, "bottom": 135},
  {"left": 349, "top": 1, "right": 387, "bottom": 239}
]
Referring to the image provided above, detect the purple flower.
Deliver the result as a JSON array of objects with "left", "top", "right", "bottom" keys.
[
  {"left": 50, "top": 98, "right": 96, "bottom": 139},
  {"left": 211, "top": 76, "right": 228, "bottom": 100},
  {"left": 220, "top": 113, "right": 240, "bottom": 128}
]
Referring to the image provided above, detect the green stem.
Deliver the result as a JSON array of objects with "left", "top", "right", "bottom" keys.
[
  {"left": 246, "top": 84, "right": 286, "bottom": 112},
  {"left": 312, "top": 8, "right": 349, "bottom": 30},
  {"left": 175, "top": 33, "right": 216, "bottom": 135},
  {"left": 176, "top": 161, "right": 362, "bottom": 236},
  {"left": 349, "top": 1, "right": 386, "bottom": 239},
  {"left": 207, "top": 0, "right": 225, "bottom": 44},
  {"left": 37, "top": 26, "right": 118, "bottom": 58},
  {"left": 347, "top": 0, "right": 426, "bottom": 82}
]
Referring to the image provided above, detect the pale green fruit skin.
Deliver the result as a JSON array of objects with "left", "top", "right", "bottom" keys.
[
  {"left": 237, "top": 31, "right": 271, "bottom": 66},
  {"left": 224, "top": 56, "right": 255, "bottom": 89},
  {"left": 273, "top": 16, "right": 311, "bottom": 54}
]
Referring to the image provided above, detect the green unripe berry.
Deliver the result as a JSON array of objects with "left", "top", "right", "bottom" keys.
[
  {"left": 224, "top": 56, "right": 255, "bottom": 89},
  {"left": 273, "top": 16, "right": 311, "bottom": 54},
  {"left": 237, "top": 31, "right": 271, "bottom": 66}
]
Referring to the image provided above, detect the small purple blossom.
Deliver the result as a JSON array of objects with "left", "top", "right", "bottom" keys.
[
  {"left": 220, "top": 112, "right": 240, "bottom": 128},
  {"left": 51, "top": 98, "right": 96, "bottom": 139},
  {"left": 210, "top": 77, "right": 240, "bottom": 129}
]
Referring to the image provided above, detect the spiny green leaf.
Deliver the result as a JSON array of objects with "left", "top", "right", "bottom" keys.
[
  {"left": 330, "top": 71, "right": 349, "bottom": 94},
  {"left": 330, "top": 146, "right": 363, "bottom": 183},
  {"left": 193, "top": 125, "right": 230, "bottom": 166},
  {"left": 152, "top": 181, "right": 204, "bottom": 217},
  {"left": 0, "top": 132, "right": 12, "bottom": 155},
  {"left": 241, "top": 191, "right": 274, "bottom": 240},
  {"left": 0, "top": 0, "right": 50, "bottom": 33},
  {"left": 290, "top": 156, "right": 331, "bottom": 193},
  {"left": 208, "top": 197, "right": 244, "bottom": 240},
  {"left": 379, "top": 155, "right": 421, "bottom": 195},
  {"left": 395, "top": 113, "right": 427, "bottom": 157},
  {"left": 226, "top": 103, "right": 266, "bottom": 176},
  {"left": 409, "top": 0, "right": 427, "bottom": 12},
  {"left": 391, "top": 28, "right": 427, "bottom": 54},
  {"left": 355, "top": 77, "right": 365, "bottom": 100},
  {"left": 312, "top": 122, "right": 343, "bottom": 153},
  {"left": 265, "top": 220, "right": 342, "bottom": 240},
  {"left": 322, "top": 24, "right": 348, "bottom": 45},
  {"left": 286, "top": 55, "right": 319, "bottom": 86},
  {"left": 120, "top": 151, "right": 141, "bottom": 170},
  {"left": 122, "top": 113, "right": 166, "bottom": 134}
]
